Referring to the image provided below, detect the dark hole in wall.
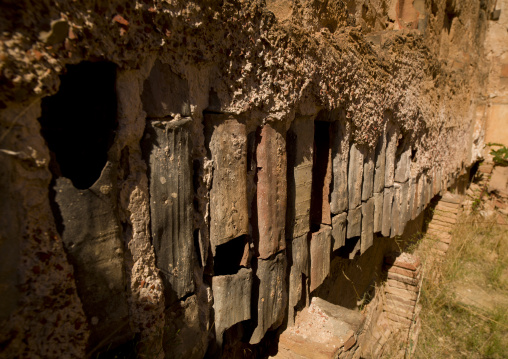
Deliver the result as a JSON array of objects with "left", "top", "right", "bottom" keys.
[
  {"left": 310, "top": 121, "right": 331, "bottom": 232},
  {"left": 213, "top": 235, "right": 248, "bottom": 276},
  {"left": 39, "top": 61, "right": 118, "bottom": 189},
  {"left": 411, "top": 147, "right": 418, "bottom": 161},
  {"left": 444, "top": 0, "right": 456, "bottom": 34}
]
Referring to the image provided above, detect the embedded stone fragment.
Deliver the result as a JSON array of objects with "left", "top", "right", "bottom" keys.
[
  {"left": 288, "top": 234, "right": 310, "bottom": 326},
  {"left": 348, "top": 143, "right": 364, "bottom": 209},
  {"left": 391, "top": 184, "right": 401, "bottom": 237},
  {"left": 250, "top": 252, "right": 288, "bottom": 344},
  {"left": 433, "top": 168, "right": 442, "bottom": 195},
  {"left": 384, "top": 122, "right": 399, "bottom": 188},
  {"left": 394, "top": 147, "right": 411, "bottom": 183},
  {"left": 400, "top": 181, "right": 410, "bottom": 232},
  {"left": 55, "top": 164, "right": 130, "bottom": 346},
  {"left": 362, "top": 149, "right": 375, "bottom": 201},
  {"left": 143, "top": 118, "right": 195, "bottom": 303},
  {"left": 330, "top": 118, "right": 350, "bottom": 214},
  {"left": 426, "top": 178, "right": 432, "bottom": 205},
  {"left": 310, "top": 226, "right": 332, "bottom": 292},
  {"left": 286, "top": 117, "right": 314, "bottom": 239},
  {"left": 409, "top": 178, "right": 416, "bottom": 221},
  {"left": 347, "top": 205, "right": 362, "bottom": 239},
  {"left": 332, "top": 212, "right": 347, "bottom": 251},
  {"left": 382, "top": 187, "right": 394, "bottom": 237},
  {"left": 212, "top": 268, "right": 252, "bottom": 344},
  {"left": 207, "top": 115, "right": 249, "bottom": 250},
  {"left": 418, "top": 175, "right": 426, "bottom": 215},
  {"left": 141, "top": 60, "right": 191, "bottom": 117},
  {"left": 373, "top": 192, "right": 384, "bottom": 233},
  {"left": 373, "top": 132, "right": 387, "bottom": 193},
  {"left": 361, "top": 197, "right": 375, "bottom": 254},
  {"left": 256, "top": 123, "right": 287, "bottom": 258}
]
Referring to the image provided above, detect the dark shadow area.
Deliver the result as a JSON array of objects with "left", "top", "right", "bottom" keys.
[
  {"left": 310, "top": 121, "right": 331, "bottom": 232},
  {"left": 39, "top": 61, "right": 117, "bottom": 189},
  {"left": 335, "top": 235, "right": 360, "bottom": 259},
  {"left": 213, "top": 236, "right": 248, "bottom": 276},
  {"left": 285, "top": 125, "right": 298, "bottom": 239}
]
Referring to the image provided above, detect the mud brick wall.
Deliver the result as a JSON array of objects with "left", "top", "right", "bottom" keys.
[{"left": 0, "top": 0, "right": 498, "bottom": 358}]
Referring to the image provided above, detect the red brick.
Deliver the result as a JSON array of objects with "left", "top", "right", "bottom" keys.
[
  {"left": 386, "top": 279, "right": 418, "bottom": 293},
  {"left": 386, "top": 293, "right": 416, "bottom": 307},
  {"left": 385, "top": 286, "right": 418, "bottom": 301},
  {"left": 386, "top": 265, "right": 420, "bottom": 279},
  {"left": 387, "top": 272, "right": 420, "bottom": 286}
]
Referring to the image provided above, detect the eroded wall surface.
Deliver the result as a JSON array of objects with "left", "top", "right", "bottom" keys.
[
  {"left": 483, "top": 0, "right": 508, "bottom": 153},
  {"left": 0, "top": 0, "right": 495, "bottom": 357}
]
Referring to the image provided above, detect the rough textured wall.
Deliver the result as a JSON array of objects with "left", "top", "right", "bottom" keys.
[
  {"left": 0, "top": 0, "right": 494, "bottom": 358},
  {"left": 483, "top": 0, "right": 508, "bottom": 151}
]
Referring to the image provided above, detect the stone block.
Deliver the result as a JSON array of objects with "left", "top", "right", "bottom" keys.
[
  {"left": 143, "top": 119, "right": 195, "bottom": 303},
  {"left": 384, "top": 122, "right": 399, "bottom": 188},
  {"left": 436, "top": 168, "right": 443, "bottom": 195},
  {"left": 310, "top": 226, "right": 332, "bottom": 292},
  {"left": 286, "top": 117, "right": 314, "bottom": 239},
  {"left": 390, "top": 184, "right": 401, "bottom": 238},
  {"left": 347, "top": 206, "right": 362, "bottom": 239},
  {"left": 426, "top": 178, "right": 432, "bottom": 205},
  {"left": 256, "top": 123, "right": 287, "bottom": 258},
  {"left": 141, "top": 60, "right": 190, "bottom": 117},
  {"left": 418, "top": 174, "right": 426, "bottom": 214},
  {"left": 348, "top": 143, "right": 364, "bottom": 209},
  {"left": 207, "top": 115, "right": 249, "bottom": 250},
  {"left": 278, "top": 297, "right": 364, "bottom": 359},
  {"left": 332, "top": 213, "right": 347, "bottom": 251},
  {"left": 361, "top": 197, "right": 375, "bottom": 254},
  {"left": 373, "top": 192, "right": 384, "bottom": 233},
  {"left": 330, "top": 119, "right": 350, "bottom": 214},
  {"left": 394, "top": 147, "right": 411, "bottom": 183},
  {"left": 381, "top": 187, "right": 394, "bottom": 237},
  {"left": 250, "top": 252, "right": 288, "bottom": 344},
  {"left": 400, "top": 181, "right": 410, "bottom": 232},
  {"left": 55, "top": 164, "right": 130, "bottom": 346},
  {"left": 373, "top": 133, "right": 387, "bottom": 193},
  {"left": 410, "top": 177, "right": 418, "bottom": 220},
  {"left": 288, "top": 234, "right": 310, "bottom": 326},
  {"left": 362, "top": 149, "right": 375, "bottom": 201},
  {"left": 212, "top": 268, "right": 252, "bottom": 343}
]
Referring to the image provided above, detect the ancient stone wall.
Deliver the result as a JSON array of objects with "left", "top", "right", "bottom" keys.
[
  {"left": 0, "top": 0, "right": 496, "bottom": 357},
  {"left": 483, "top": 0, "right": 508, "bottom": 154}
]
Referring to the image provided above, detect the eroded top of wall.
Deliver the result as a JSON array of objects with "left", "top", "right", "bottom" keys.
[{"left": 0, "top": 0, "right": 494, "bottom": 172}]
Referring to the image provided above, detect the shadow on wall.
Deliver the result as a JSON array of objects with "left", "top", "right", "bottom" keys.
[{"left": 313, "top": 212, "right": 425, "bottom": 310}]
